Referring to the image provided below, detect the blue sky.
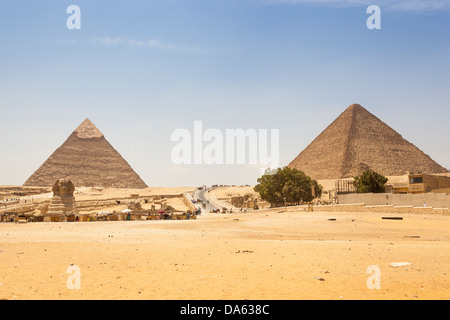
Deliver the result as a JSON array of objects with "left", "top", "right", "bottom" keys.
[{"left": 1, "top": 0, "right": 449, "bottom": 187}]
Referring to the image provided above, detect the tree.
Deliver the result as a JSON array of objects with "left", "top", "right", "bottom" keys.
[
  {"left": 353, "top": 170, "right": 388, "bottom": 193},
  {"left": 254, "top": 167, "right": 322, "bottom": 207}
]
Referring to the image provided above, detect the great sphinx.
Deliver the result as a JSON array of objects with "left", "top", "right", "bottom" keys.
[{"left": 46, "top": 179, "right": 78, "bottom": 217}]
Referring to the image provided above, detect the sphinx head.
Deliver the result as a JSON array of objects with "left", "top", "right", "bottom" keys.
[{"left": 52, "top": 179, "right": 75, "bottom": 197}]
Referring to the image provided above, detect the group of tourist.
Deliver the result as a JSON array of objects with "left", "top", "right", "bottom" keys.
[{"left": 1, "top": 198, "right": 19, "bottom": 203}]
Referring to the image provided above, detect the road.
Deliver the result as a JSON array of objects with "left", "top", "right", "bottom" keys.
[
  {"left": 188, "top": 186, "right": 238, "bottom": 213},
  {"left": 192, "top": 187, "right": 220, "bottom": 212}
]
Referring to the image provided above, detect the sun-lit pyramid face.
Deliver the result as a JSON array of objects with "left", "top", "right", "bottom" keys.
[
  {"left": 289, "top": 104, "right": 448, "bottom": 180},
  {"left": 24, "top": 119, "right": 148, "bottom": 188},
  {"left": 74, "top": 119, "right": 104, "bottom": 139}
]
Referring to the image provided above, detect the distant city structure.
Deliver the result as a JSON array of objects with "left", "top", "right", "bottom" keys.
[
  {"left": 24, "top": 119, "right": 148, "bottom": 189},
  {"left": 289, "top": 104, "right": 448, "bottom": 180}
]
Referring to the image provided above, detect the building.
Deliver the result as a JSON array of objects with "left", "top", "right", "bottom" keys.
[{"left": 407, "top": 173, "right": 450, "bottom": 194}]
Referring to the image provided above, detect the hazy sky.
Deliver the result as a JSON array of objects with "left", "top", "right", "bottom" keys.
[{"left": 1, "top": 0, "right": 449, "bottom": 187}]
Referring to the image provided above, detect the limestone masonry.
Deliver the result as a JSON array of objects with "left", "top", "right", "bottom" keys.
[
  {"left": 289, "top": 104, "right": 448, "bottom": 180},
  {"left": 24, "top": 119, "right": 148, "bottom": 188}
]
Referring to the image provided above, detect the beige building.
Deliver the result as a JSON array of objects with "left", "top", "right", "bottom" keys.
[
  {"left": 391, "top": 173, "right": 450, "bottom": 194},
  {"left": 407, "top": 173, "right": 450, "bottom": 194}
]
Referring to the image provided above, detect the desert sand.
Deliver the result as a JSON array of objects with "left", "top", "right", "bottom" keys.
[
  {"left": 72, "top": 187, "right": 195, "bottom": 214},
  {"left": 210, "top": 186, "right": 259, "bottom": 199},
  {"left": 2, "top": 187, "right": 195, "bottom": 215},
  {"left": 0, "top": 206, "right": 449, "bottom": 300}
]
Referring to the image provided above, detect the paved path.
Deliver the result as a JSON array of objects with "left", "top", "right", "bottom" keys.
[{"left": 191, "top": 186, "right": 239, "bottom": 213}]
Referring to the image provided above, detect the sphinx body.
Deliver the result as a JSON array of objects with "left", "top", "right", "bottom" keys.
[{"left": 46, "top": 179, "right": 78, "bottom": 216}]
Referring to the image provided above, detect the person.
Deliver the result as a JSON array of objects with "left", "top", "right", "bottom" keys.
[{"left": 423, "top": 202, "right": 427, "bottom": 207}]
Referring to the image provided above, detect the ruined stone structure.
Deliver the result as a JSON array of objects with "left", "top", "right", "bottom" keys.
[
  {"left": 231, "top": 195, "right": 260, "bottom": 208},
  {"left": 127, "top": 200, "right": 143, "bottom": 211},
  {"left": 24, "top": 119, "right": 148, "bottom": 188},
  {"left": 46, "top": 179, "right": 78, "bottom": 216},
  {"left": 289, "top": 104, "right": 448, "bottom": 180}
]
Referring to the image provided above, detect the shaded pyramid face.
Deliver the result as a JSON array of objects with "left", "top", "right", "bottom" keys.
[
  {"left": 289, "top": 104, "right": 448, "bottom": 180},
  {"left": 24, "top": 119, "right": 148, "bottom": 188}
]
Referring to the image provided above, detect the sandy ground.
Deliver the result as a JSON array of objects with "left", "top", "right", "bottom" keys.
[
  {"left": 0, "top": 208, "right": 449, "bottom": 300},
  {"left": 73, "top": 187, "right": 195, "bottom": 213},
  {"left": 75, "top": 197, "right": 191, "bottom": 215},
  {"left": 211, "top": 186, "right": 259, "bottom": 199},
  {"left": 74, "top": 187, "right": 195, "bottom": 201},
  {"left": 208, "top": 186, "right": 268, "bottom": 209},
  {"left": 1, "top": 187, "right": 195, "bottom": 214},
  {"left": 6, "top": 187, "right": 196, "bottom": 202}
]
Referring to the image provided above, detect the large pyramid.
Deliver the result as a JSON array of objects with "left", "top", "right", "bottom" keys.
[
  {"left": 289, "top": 104, "right": 448, "bottom": 180},
  {"left": 24, "top": 119, "right": 148, "bottom": 188}
]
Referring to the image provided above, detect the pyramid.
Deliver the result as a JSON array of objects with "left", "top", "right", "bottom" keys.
[
  {"left": 24, "top": 119, "right": 148, "bottom": 188},
  {"left": 289, "top": 104, "right": 448, "bottom": 180}
]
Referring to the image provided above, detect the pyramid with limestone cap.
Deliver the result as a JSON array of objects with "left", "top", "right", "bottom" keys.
[
  {"left": 24, "top": 118, "right": 148, "bottom": 188},
  {"left": 74, "top": 118, "right": 104, "bottom": 139},
  {"left": 288, "top": 104, "right": 448, "bottom": 180}
]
